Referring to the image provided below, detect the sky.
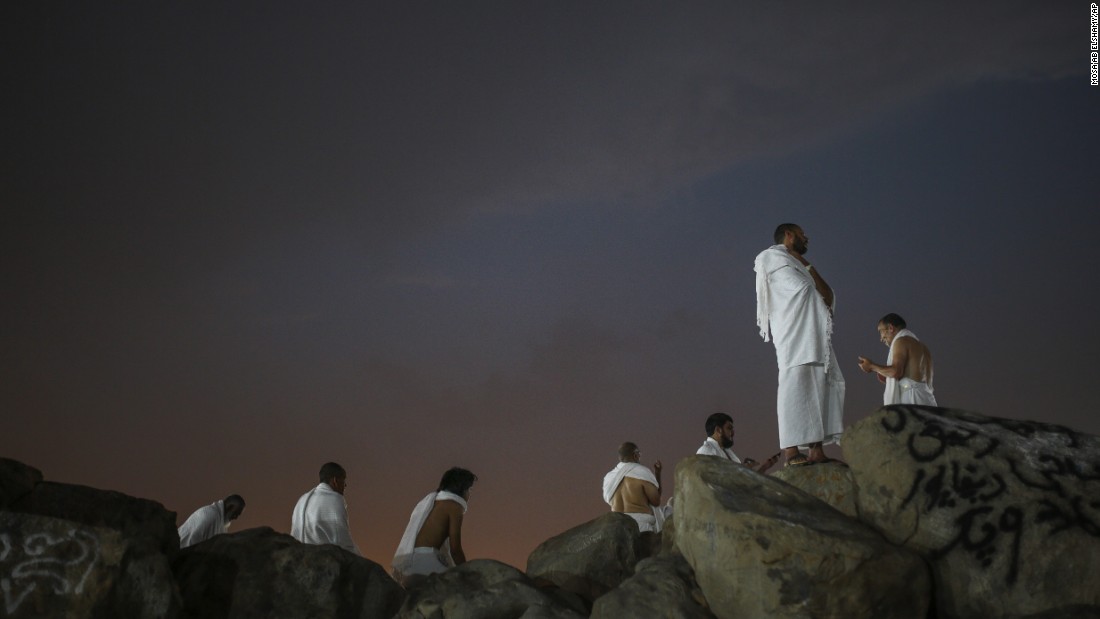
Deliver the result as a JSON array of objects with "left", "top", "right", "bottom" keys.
[{"left": 3, "top": 2, "right": 1098, "bottom": 570}]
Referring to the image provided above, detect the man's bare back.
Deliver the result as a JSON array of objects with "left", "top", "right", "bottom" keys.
[
  {"left": 611, "top": 476, "right": 659, "bottom": 514},
  {"left": 892, "top": 335, "right": 933, "bottom": 384},
  {"left": 413, "top": 500, "right": 466, "bottom": 563}
]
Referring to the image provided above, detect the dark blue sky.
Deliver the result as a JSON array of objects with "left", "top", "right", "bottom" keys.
[{"left": 3, "top": 2, "right": 1097, "bottom": 568}]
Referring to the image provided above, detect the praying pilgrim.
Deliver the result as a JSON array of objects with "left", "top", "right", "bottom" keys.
[
  {"left": 858, "top": 313, "right": 937, "bottom": 405},
  {"left": 602, "top": 442, "right": 665, "bottom": 533},
  {"left": 177, "top": 494, "right": 245, "bottom": 548},
  {"left": 391, "top": 467, "right": 477, "bottom": 587},
  {"left": 697, "top": 412, "right": 780, "bottom": 473},
  {"left": 755, "top": 223, "right": 845, "bottom": 467},
  {"left": 291, "top": 462, "right": 361, "bottom": 556}
]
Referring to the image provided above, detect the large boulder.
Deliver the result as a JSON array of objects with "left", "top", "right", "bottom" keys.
[
  {"left": 397, "top": 559, "right": 586, "bottom": 619},
  {"left": 8, "top": 481, "right": 178, "bottom": 557},
  {"left": 526, "top": 512, "right": 653, "bottom": 604},
  {"left": 844, "top": 406, "right": 1100, "bottom": 619},
  {"left": 771, "top": 461, "right": 859, "bottom": 518},
  {"left": 4, "top": 473, "right": 182, "bottom": 618},
  {"left": 0, "top": 511, "right": 126, "bottom": 619},
  {"left": 172, "top": 527, "right": 404, "bottom": 619},
  {"left": 0, "top": 458, "right": 43, "bottom": 508},
  {"left": 674, "top": 455, "right": 931, "bottom": 619},
  {"left": 589, "top": 554, "right": 715, "bottom": 619}
]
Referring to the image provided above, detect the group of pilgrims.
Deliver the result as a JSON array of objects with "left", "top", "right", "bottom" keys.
[
  {"left": 176, "top": 223, "right": 938, "bottom": 584},
  {"left": 177, "top": 463, "right": 477, "bottom": 587},
  {"left": 603, "top": 222, "right": 938, "bottom": 532}
]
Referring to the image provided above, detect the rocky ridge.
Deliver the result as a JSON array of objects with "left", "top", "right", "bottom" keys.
[{"left": 1, "top": 406, "right": 1098, "bottom": 618}]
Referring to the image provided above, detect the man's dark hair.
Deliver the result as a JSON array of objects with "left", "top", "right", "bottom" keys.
[
  {"left": 438, "top": 467, "right": 477, "bottom": 495},
  {"left": 318, "top": 462, "right": 346, "bottom": 483},
  {"left": 774, "top": 223, "right": 800, "bottom": 244},
  {"left": 224, "top": 494, "right": 246, "bottom": 509},
  {"left": 879, "top": 313, "right": 907, "bottom": 329},
  {"left": 618, "top": 442, "right": 639, "bottom": 461},
  {"left": 705, "top": 412, "right": 733, "bottom": 436}
]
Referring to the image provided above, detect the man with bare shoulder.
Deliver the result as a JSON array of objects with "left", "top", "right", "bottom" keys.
[
  {"left": 857, "top": 313, "right": 937, "bottom": 405},
  {"left": 602, "top": 442, "right": 664, "bottom": 533},
  {"left": 392, "top": 467, "right": 477, "bottom": 586}
]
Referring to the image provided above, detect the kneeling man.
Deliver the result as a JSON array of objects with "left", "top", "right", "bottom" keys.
[{"left": 392, "top": 467, "right": 477, "bottom": 586}]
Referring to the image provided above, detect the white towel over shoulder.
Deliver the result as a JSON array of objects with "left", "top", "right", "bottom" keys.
[
  {"left": 754, "top": 245, "right": 834, "bottom": 370},
  {"left": 392, "top": 491, "right": 467, "bottom": 579},
  {"left": 601, "top": 462, "right": 665, "bottom": 532}
]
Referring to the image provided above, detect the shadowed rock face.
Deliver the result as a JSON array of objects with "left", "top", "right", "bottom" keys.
[
  {"left": 674, "top": 455, "right": 931, "bottom": 619},
  {"left": 0, "top": 458, "right": 43, "bottom": 508},
  {"left": 0, "top": 511, "right": 127, "bottom": 619},
  {"left": 3, "top": 476, "right": 182, "bottom": 618},
  {"left": 398, "top": 559, "right": 586, "bottom": 619},
  {"left": 173, "top": 527, "right": 405, "bottom": 619},
  {"left": 589, "top": 554, "right": 715, "bottom": 619},
  {"left": 844, "top": 406, "right": 1100, "bottom": 619},
  {"left": 526, "top": 511, "right": 654, "bottom": 605}
]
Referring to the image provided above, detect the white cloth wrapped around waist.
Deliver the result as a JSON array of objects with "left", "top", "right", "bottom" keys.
[
  {"left": 392, "top": 491, "right": 468, "bottom": 582},
  {"left": 601, "top": 462, "right": 665, "bottom": 532},
  {"left": 883, "top": 329, "right": 935, "bottom": 405}
]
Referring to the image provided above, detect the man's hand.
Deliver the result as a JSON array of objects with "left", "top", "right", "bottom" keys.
[
  {"left": 857, "top": 356, "right": 874, "bottom": 373},
  {"left": 653, "top": 460, "right": 663, "bottom": 475},
  {"left": 755, "top": 453, "right": 780, "bottom": 473}
]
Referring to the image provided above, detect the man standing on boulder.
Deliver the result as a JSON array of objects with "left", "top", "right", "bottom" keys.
[
  {"left": 602, "top": 442, "right": 665, "bottom": 533},
  {"left": 858, "top": 313, "right": 937, "bottom": 405},
  {"left": 755, "top": 223, "right": 845, "bottom": 467},
  {"left": 291, "top": 462, "right": 361, "bottom": 556},
  {"left": 178, "top": 494, "right": 246, "bottom": 548},
  {"left": 697, "top": 412, "right": 780, "bottom": 473},
  {"left": 392, "top": 467, "right": 477, "bottom": 586}
]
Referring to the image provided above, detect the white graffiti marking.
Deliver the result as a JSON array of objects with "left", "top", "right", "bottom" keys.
[{"left": 0, "top": 528, "right": 101, "bottom": 615}]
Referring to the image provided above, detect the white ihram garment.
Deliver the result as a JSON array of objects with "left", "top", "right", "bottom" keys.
[
  {"left": 884, "top": 329, "right": 937, "bottom": 406},
  {"left": 755, "top": 245, "right": 845, "bottom": 449},
  {"left": 178, "top": 500, "right": 229, "bottom": 548},
  {"left": 696, "top": 437, "right": 742, "bottom": 463},
  {"left": 392, "top": 491, "right": 468, "bottom": 583},
  {"left": 291, "top": 483, "right": 361, "bottom": 555},
  {"left": 602, "top": 462, "right": 665, "bottom": 533}
]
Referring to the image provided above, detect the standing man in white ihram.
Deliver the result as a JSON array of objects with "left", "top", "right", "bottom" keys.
[{"left": 755, "top": 223, "right": 845, "bottom": 467}]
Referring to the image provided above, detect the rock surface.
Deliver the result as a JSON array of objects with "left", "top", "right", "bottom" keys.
[
  {"left": 844, "top": 406, "right": 1100, "bottom": 619},
  {"left": 5, "top": 406, "right": 1100, "bottom": 619},
  {"left": 674, "top": 455, "right": 931, "bottom": 619},
  {"left": 589, "top": 554, "right": 714, "bottom": 619},
  {"left": 771, "top": 461, "right": 858, "bottom": 518},
  {"left": 4, "top": 477, "right": 182, "bottom": 618},
  {"left": 0, "top": 458, "right": 43, "bottom": 508},
  {"left": 173, "top": 526, "right": 404, "bottom": 619},
  {"left": 398, "top": 559, "right": 586, "bottom": 619},
  {"left": 526, "top": 512, "right": 653, "bottom": 604},
  {"left": 0, "top": 511, "right": 126, "bottom": 619}
]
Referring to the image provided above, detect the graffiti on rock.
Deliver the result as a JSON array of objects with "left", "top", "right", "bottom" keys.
[
  {"left": 884, "top": 406, "right": 1100, "bottom": 587},
  {"left": 0, "top": 529, "right": 100, "bottom": 615}
]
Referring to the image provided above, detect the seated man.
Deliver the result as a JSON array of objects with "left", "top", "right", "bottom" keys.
[
  {"left": 392, "top": 467, "right": 477, "bottom": 586},
  {"left": 291, "top": 462, "right": 361, "bottom": 556},
  {"left": 697, "top": 412, "right": 779, "bottom": 473},
  {"left": 602, "top": 442, "right": 664, "bottom": 533},
  {"left": 177, "top": 494, "right": 245, "bottom": 548},
  {"left": 858, "top": 313, "right": 937, "bottom": 405}
]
